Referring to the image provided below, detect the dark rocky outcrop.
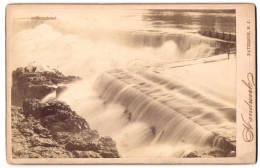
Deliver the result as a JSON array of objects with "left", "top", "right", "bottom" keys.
[
  {"left": 22, "top": 99, "right": 89, "bottom": 132},
  {"left": 12, "top": 106, "right": 72, "bottom": 158},
  {"left": 12, "top": 65, "right": 80, "bottom": 106},
  {"left": 12, "top": 99, "right": 120, "bottom": 158},
  {"left": 11, "top": 64, "right": 120, "bottom": 158},
  {"left": 183, "top": 151, "right": 201, "bottom": 158}
]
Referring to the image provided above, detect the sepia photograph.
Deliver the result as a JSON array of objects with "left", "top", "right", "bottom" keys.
[{"left": 5, "top": 4, "right": 256, "bottom": 164}]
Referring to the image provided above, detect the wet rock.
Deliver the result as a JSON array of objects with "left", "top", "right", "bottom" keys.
[
  {"left": 12, "top": 65, "right": 80, "bottom": 106},
  {"left": 23, "top": 99, "right": 41, "bottom": 117},
  {"left": 183, "top": 151, "right": 201, "bottom": 158},
  {"left": 52, "top": 132, "right": 72, "bottom": 144},
  {"left": 11, "top": 106, "right": 72, "bottom": 158},
  {"left": 12, "top": 98, "right": 120, "bottom": 158},
  {"left": 11, "top": 64, "right": 119, "bottom": 158},
  {"left": 73, "top": 151, "right": 102, "bottom": 158},
  {"left": 65, "top": 141, "right": 103, "bottom": 151},
  {"left": 227, "top": 151, "right": 236, "bottom": 157},
  {"left": 33, "top": 123, "right": 51, "bottom": 138},
  {"left": 22, "top": 99, "right": 89, "bottom": 134},
  {"left": 28, "top": 146, "right": 73, "bottom": 158},
  {"left": 99, "top": 136, "right": 116, "bottom": 148},
  {"left": 29, "top": 136, "right": 58, "bottom": 147},
  {"left": 19, "top": 127, "right": 34, "bottom": 136},
  {"left": 208, "top": 150, "right": 228, "bottom": 157},
  {"left": 53, "top": 129, "right": 100, "bottom": 145},
  {"left": 65, "top": 138, "right": 119, "bottom": 158},
  {"left": 98, "top": 136, "right": 120, "bottom": 158},
  {"left": 100, "top": 149, "right": 120, "bottom": 158}
]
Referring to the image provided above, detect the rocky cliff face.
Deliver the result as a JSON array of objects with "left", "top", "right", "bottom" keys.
[
  {"left": 12, "top": 64, "right": 79, "bottom": 106},
  {"left": 12, "top": 99, "right": 120, "bottom": 158},
  {"left": 11, "top": 64, "right": 120, "bottom": 158}
]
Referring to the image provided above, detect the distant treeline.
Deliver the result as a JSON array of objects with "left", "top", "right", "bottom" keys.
[{"left": 148, "top": 9, "right": 236, "bottom": 14}]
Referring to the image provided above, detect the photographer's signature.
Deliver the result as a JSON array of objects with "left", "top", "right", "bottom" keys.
[{"left": 241, "top": 73, "right": 255, "bottom": 142}]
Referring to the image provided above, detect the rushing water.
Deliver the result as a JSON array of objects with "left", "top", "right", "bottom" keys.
[{"left": 11, "top": 9, "right": 236, "bottom": 157}]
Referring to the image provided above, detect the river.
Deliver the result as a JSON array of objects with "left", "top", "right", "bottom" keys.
[{"left": 11, "top": 9, "right": 236, "bottom": 158}]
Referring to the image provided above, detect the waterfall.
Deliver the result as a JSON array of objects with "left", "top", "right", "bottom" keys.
[
  {"left": 93, "top": 69, "right": 235, "bottom": 152},
  {"left": 13, "top": 10, "right": 236, "bottom": 157}
]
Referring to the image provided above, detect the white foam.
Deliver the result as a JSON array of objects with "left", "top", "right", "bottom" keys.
[{"left": 25, "top": 61, "right": 56, "bottom": 73}]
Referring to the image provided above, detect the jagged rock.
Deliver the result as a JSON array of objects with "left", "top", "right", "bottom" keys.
[
  {"left": 11, "top": 106, "right": 24, "bottom": 128},
  {"left": 12, "top": 64, "right": 80, "bottom": 106},
  {"left": 183, "top": 151, "right": 201, "bottom": 158},
  {"left": 72, "top": 151, "right": 102, "bottom": 158},
  {"left": 98, "top": 136, "right": 120, "bottom": 158},
  {"left": 99, "top": 149, "right": 120, "bottom": 158},
  {"left": 65, "top": 140, "right": 103, "bottom": 151},
  {"left": 99, "top": 136, "right": 117, "bottom": 148},
  {"left": 33, "top": 123, "right": 51, "bottom": 138},
  {"left": 12, "top": 99, "right": 120, "bottom": 158},
  {"left": 19, "top": 127, "right": 34, "bottom": 136},
  {"left": 29, "top": 136, "right": 58, "bottom": 147},
  {"left": 53, "top": 129, "right": 100, "bottom": 145},
  {"left": 23, "top": 99, "right": 41, "bottom": 117},
  {"left": 11, "top": 64, "right": 119, "bottom": 158},
  {"left": 65, "top": 137, "right": 120, "bottom": 158},
  {"left": 22, "top": 99, "right": 89, "bottom": 133},
  {"left": 11, "top": 106, "right": 72, "bottom": 158}
]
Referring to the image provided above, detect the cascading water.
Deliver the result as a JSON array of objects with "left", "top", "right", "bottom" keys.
[
  {"left": 12, "top": 9, "right": 236, "bottom": 157},
  {"left": 93, "top": 69, "right": 235, "bottom": 152}
]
